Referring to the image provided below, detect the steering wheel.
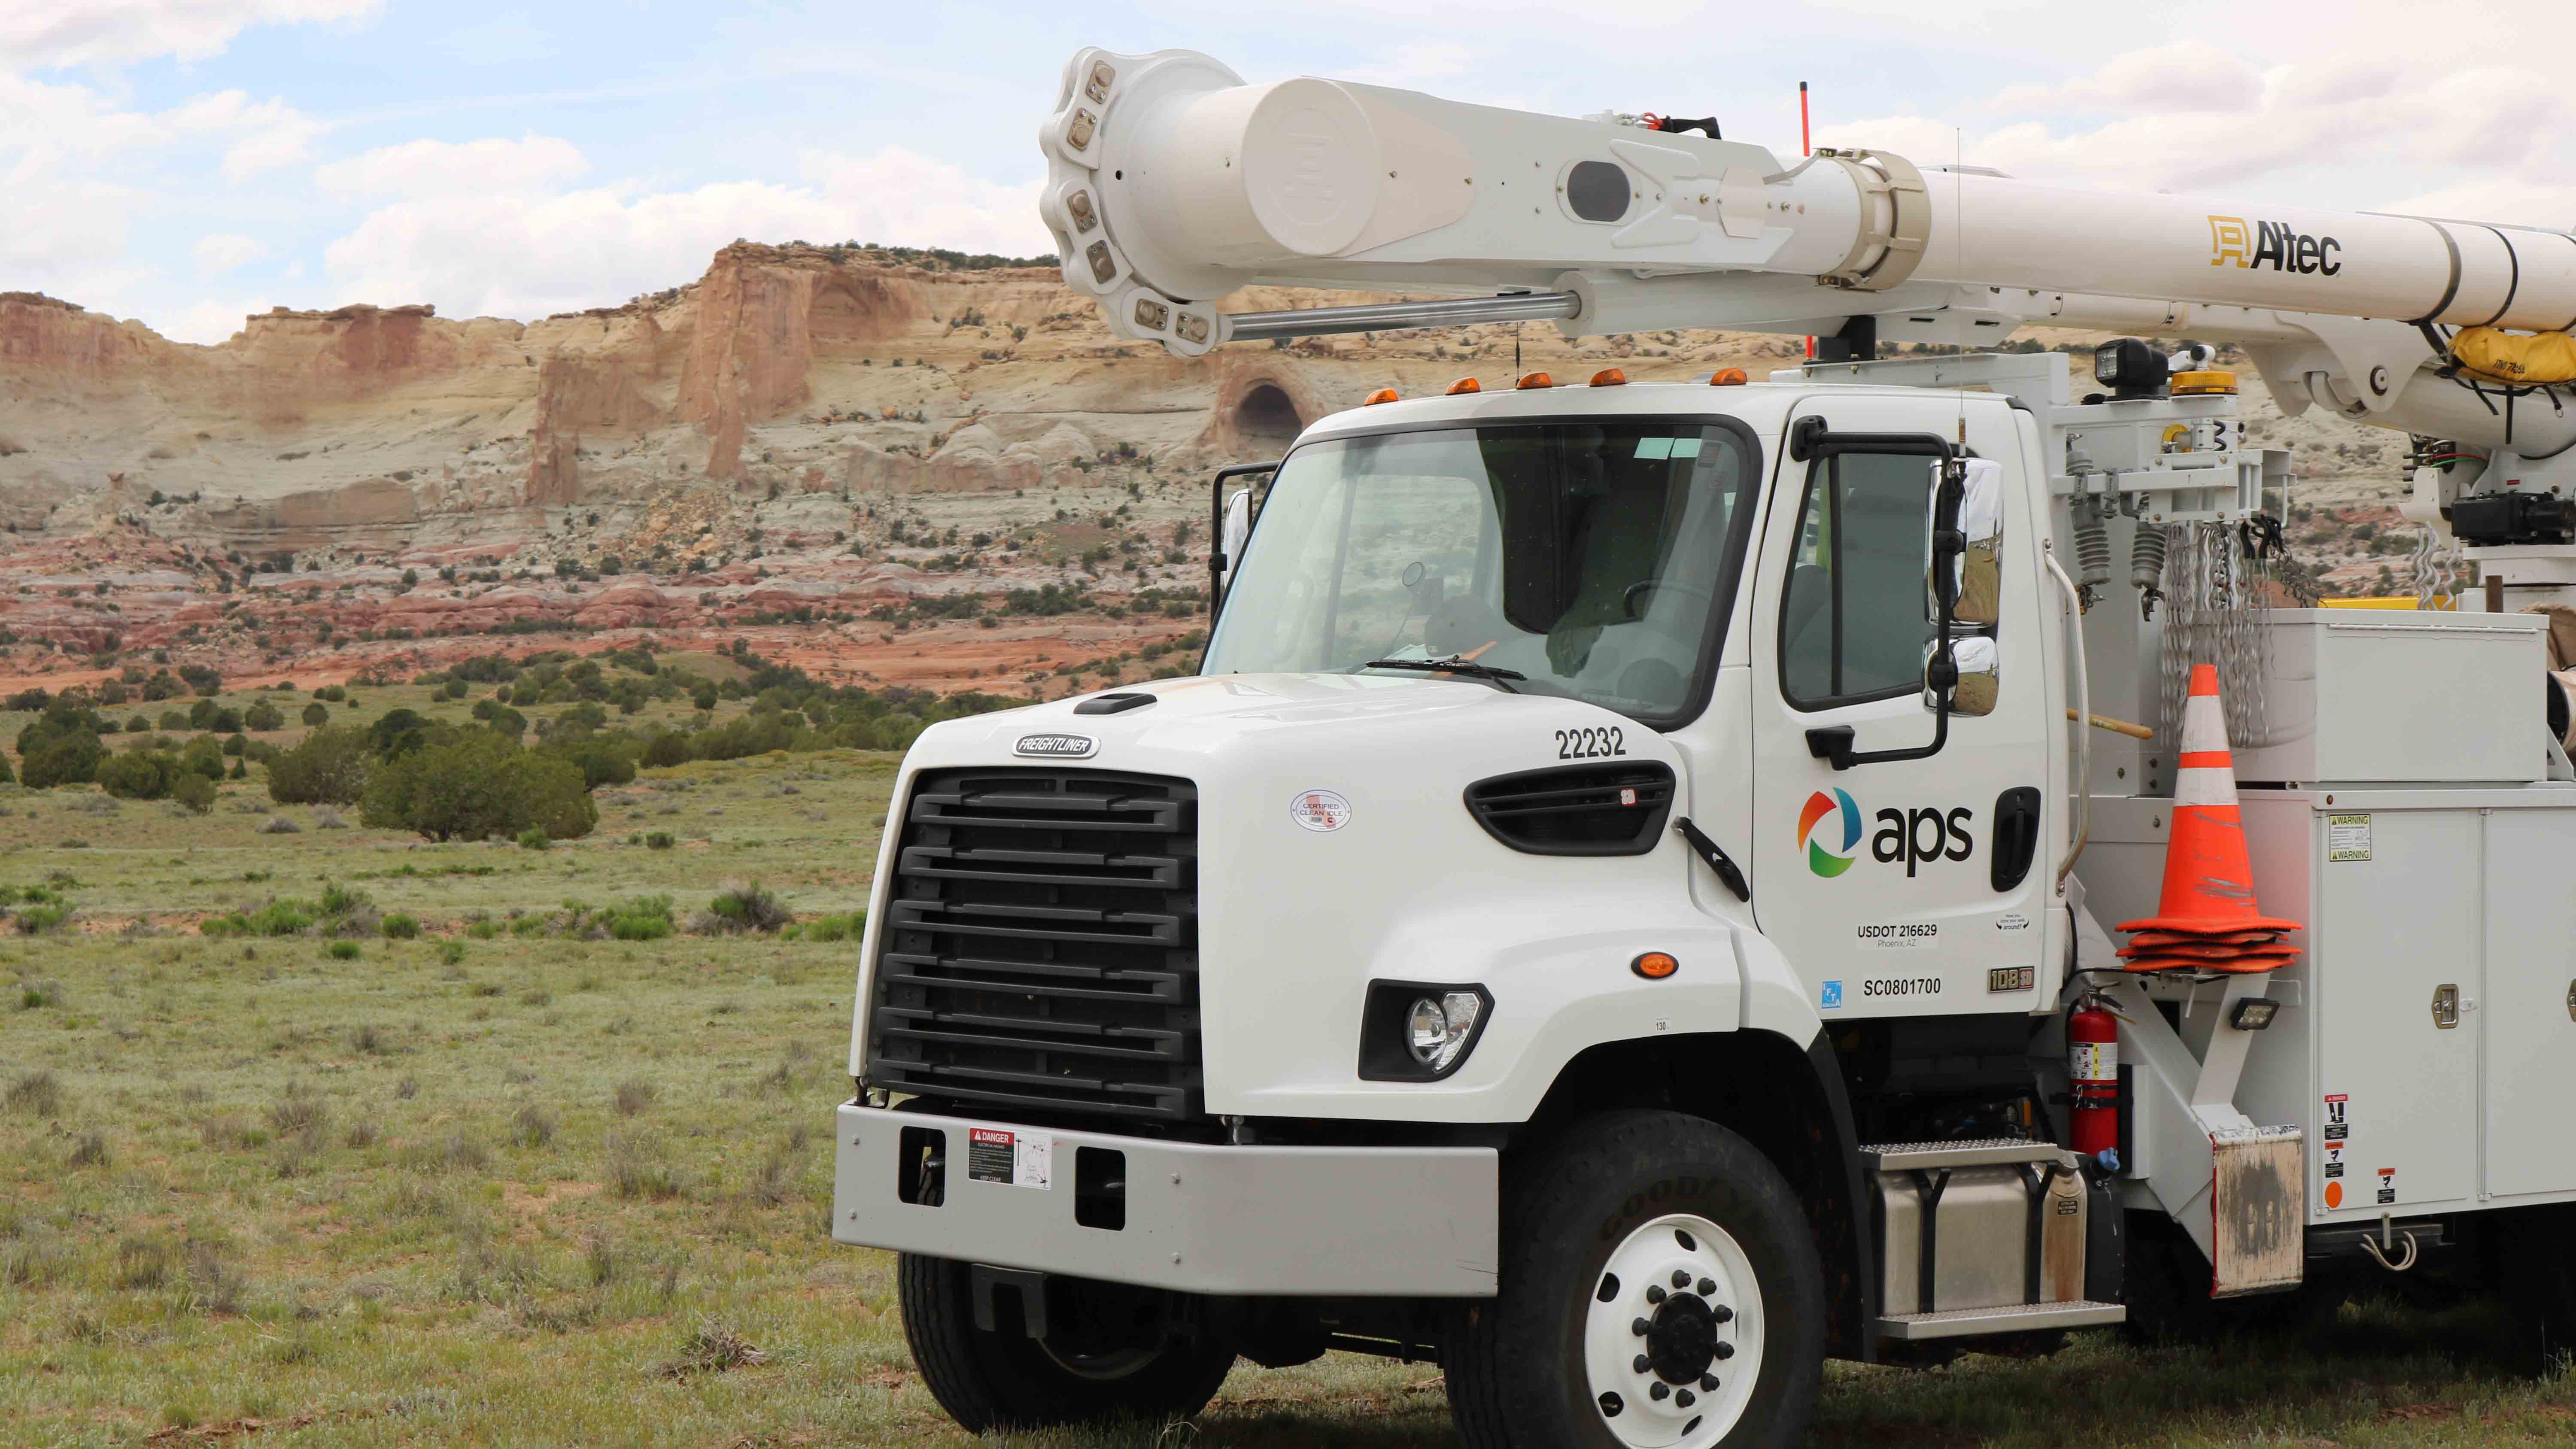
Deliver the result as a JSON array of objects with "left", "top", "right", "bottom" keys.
[{"left": 1622, "top": 577, "right": 1716, "bottom": 621}]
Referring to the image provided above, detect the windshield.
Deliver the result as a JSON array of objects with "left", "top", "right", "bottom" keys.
[{"left": 1202, "top": 419, "right": 1761, "bottom": 724}]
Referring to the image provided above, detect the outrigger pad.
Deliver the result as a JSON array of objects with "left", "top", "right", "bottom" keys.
[{"left": 2209, "top": 1126, "right": 2304, "bottom": 1297}]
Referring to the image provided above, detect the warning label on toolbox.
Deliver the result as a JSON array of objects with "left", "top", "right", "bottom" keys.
[
  {"left": 2324, "top": 1144, "right": 2345, "bottom": 1180},
  {"left": 966, "top": 1127, "right": 1052, "bottom": 1190},
  {"left": 2377, "top": 1167, "right": 2397, "bottom": 1206},
  {"left": 2323, "top": 1094, "right": 2349, "bottom": 1143},
  {"left": 2327, "top": 814, "right": 2373, "bottom": 863}
]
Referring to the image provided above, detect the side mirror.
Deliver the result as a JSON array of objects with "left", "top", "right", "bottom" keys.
[
  {"left": 1926, "top": 457, "right": 2006, "bottom": 716},
  {"left": 1206, "top": 460, "right": 1281, "bottom": 615}
]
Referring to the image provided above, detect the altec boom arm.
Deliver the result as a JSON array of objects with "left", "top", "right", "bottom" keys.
[{"left": 1039, "top": 48, "right": 2576, "bottom": 435}]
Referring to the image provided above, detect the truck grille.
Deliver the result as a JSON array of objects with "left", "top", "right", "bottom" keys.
[{"left": 866, "top": 767, "right": 1201, "bottom": 1122}]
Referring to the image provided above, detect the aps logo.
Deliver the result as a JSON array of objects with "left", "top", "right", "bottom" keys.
[
  {"left": 1798, "top": 789, "right": 1862, "bottom": 878},
  {"left": 1798, "top": 789, "right": 1979, "bottom": 878}
]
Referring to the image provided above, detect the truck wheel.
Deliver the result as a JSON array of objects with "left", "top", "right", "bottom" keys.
[
  {"left": 896, "top": 1254, "right": 1236, "bottom": 1433},
  {"left": 1447, "top": 1110, "right": 1826, "bottom": 1449}
]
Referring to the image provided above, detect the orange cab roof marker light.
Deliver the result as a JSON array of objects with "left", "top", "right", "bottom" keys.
[
  {"left": 1516, "top": 371, "right": 1553, "bottom": 389},
  {"left": 1710, "top": 368, "right": 1749, "bottom": 386},
  {"left": 1446, "top": 377, "right": 1482, "bottom": 395},
  {"left": 1363, "top": 387, "right": 1400, "bottom": 405},
  {"left": 1589, "top": 368, "right": 1627, "bottom": 387}
]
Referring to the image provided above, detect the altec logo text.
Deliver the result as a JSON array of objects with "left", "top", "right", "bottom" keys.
[
  {"left": 2209, "top": 215, "right": 2342, "bottom": 276},
  {"left": 1800, "top": 790, "right": 1977, "bottom": 878}
]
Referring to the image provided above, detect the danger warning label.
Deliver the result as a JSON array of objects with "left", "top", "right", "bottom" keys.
[{"left": 965, "top": 1127, "right": 1053, "bottom": 1190}]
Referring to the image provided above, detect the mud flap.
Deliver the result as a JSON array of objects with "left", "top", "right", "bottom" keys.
[{"left": 2209, "top": 1126, "right": 2303, "bottom": 1297}]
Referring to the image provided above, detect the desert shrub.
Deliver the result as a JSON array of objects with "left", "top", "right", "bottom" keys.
[
  {"left": 642, "top": 732, "right": 691, "bottom": 769},
  {"left": 510, "top": 1104, "right": 556, "bottom": 1148},
  {"left": 381, "top": 913, "right": 420, "bottom": 939},
  {"left": 97, "top": 748, "right": 178, "bottom": 800},
  {"left": 243, "top": 701, "right": 285, "bottom": 731},
  {"left": 325, "top": 939, "right": 361, "bottom": 960},
  {"left": 695, "top": 880, "right": 790, "bottom": 934},
  {"left": 645, "top": 831, "right": 675, "bottom": 851},
  {"left": 798, "top": 910, "right": 866, "bottom": 943},
  {"left": 172, "top": 772, "right": 216, "bottom": 815},
  {"left": 543, "top": 738, "right": 637, "bottom": 789},
  {"left": 267, "top": 726, "right": 373, "bottom": 805},
  {"left": 179, "top": 735, "right": 225, "bottom": 781},
  {"left": 361, "top": 734, "right": 597, "bottom": 842},
  {"left": 301, "top": 702, "right": 327, "bottom": 726},
  {"left": 605, "top": 895, "right": 675, "bottom": 941},
  {"left": 606, "top": 1128, "right": 682, "bottom": 1200},
  {"left": 614, "top": 1079, "right": 655, "bottom": 1116},
  {"left": 517, "top": 827, "right": 550, "bottom": 851},
  {"left": 4, "top": 1070, "right": 64, "bottom": 1116},
  {"left": 436, "top": 939, "right": 465, "bottom": 965},
  {"left": 21, "top": 732, "right": 104, "bottom": 789}
]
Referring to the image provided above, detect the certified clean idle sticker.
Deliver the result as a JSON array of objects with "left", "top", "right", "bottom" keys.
[
  {"left": 966, "top": 1127, "right": 1052, "bottom": 1190},
  {"left": 1289, "top": 789, "right": 1352, "bottom": 832}
]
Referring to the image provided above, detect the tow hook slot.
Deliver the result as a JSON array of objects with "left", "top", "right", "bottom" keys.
[
  {"left": 897, "top": 1125, "right": 948, "bottom": 1206},
  {"left": 1075, "top": 1146, "right": 1128, "bottom": 1231}
]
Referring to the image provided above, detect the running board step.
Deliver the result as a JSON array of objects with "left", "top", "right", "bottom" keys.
[{"left": 1874, "top": 1300, "right": 2125, "bottom": 1341}]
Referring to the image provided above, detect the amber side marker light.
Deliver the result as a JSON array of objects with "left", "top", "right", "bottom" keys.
[
  {"left": 1446, "top": 377, "right": 1482, "bottom": 395},
  {"left": 1709, "top": 368, "right": 1749, "bottom": 386},
  {"left": 1516, "top": 371, "right": 1553, "bottom": 389},
  {"left": 1631, "top": 951, "right": 1680, "bottom": 980},
  {"left": 1363, "top": 387, "right": 1400, "bottom": 405},
  {"left": 1589, "top": 368, "right": 1627, "bottom": 387}
]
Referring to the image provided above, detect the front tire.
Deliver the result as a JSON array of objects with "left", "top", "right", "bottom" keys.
[
  {"left": 896, "top": 1254, "right": 1236, "bottom": 1433},
  {"left": 1447, "top": 1110, "right": 1826, "bottom": 1449}
]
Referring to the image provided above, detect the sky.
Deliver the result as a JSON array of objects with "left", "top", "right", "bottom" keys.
[{"left": 9, "top": 0, "right": 2576, "bottom": 345}]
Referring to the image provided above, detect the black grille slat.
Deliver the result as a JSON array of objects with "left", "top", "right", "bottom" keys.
[
  {"left": 1464, "top": 762, "right": 1677, "bottom": 857},
  {"left": 867, "top": 767, "right": 1202, "bottom": 1123}
]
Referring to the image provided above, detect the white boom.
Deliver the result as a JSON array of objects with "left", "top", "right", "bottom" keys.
[{"left": 1042, "top": 46, "right": 2576, "bottom": 592}]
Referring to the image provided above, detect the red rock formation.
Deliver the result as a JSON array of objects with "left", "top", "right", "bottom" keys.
[{"left": 677, "top": 243, "right": 920, "bottom": 481}]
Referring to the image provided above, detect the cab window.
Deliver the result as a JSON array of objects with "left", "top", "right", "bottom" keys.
[{"left": 1779, "top": 452, "right": 1932, "bottom": 708}]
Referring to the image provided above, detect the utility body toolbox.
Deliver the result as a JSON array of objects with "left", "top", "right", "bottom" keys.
[{"left": 1864, "top": 1140, "right": 2123, "bottom": 1341}]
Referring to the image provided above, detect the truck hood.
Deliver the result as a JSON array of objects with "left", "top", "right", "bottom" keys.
[{"left": 851, "top": 674, "right": 1747, "bottom": 1122}]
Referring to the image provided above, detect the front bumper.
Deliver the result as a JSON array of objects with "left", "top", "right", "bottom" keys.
[{"left": 831, "top": 1105, "right": 1500, "bottom": 1297}]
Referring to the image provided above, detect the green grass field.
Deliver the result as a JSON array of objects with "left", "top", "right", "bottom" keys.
[{"left": 4, "top": 747, "right": 2576, "bottom": 1446}]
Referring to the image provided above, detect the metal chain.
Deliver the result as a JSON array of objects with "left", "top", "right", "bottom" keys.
[{"left": 2157, "top": 521, "right": 2275, "bottom": 756}]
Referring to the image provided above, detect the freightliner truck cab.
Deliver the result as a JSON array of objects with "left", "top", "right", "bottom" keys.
[{"left": 834, "top": 369, "right": 2128, "bottom": 1447}]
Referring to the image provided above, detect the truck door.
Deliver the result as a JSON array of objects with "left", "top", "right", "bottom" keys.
[{"left": 1746, "top": 397, "right": 2053, "bottom": 1018}]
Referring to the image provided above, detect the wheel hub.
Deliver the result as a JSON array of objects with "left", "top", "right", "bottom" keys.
[
  {"left": 1645, "top": 1293, "right": 1718, "bottom": 1383},
  {"left": 1582, "top": 1213, "right": 1764, "bottom": 1448}
]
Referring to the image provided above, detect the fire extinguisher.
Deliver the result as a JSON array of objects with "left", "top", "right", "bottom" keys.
[{"left": 2068, "top": 991, "right": 2120, "bottom": 1162}]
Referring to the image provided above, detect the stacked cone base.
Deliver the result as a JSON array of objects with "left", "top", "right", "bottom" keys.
[{"left": 2119, "top": 953, "right": 2288, "bottom": 975}]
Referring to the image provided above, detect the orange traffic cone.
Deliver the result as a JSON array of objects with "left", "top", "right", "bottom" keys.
[{"left": 2112, "top": 663, "right": 2301, "bottom": 974}]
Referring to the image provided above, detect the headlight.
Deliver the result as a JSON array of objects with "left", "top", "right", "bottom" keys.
[
  {"left": 1406, "top": 991, "right": 1485, "bottom": 1072},
  {"left": 1359, "top": 981, "right": 1492, "bottom": 1081}
]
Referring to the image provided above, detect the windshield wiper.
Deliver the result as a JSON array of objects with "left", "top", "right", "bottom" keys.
[{"left": 1360, "top": 656, "right": 1524, "bottom": 692}]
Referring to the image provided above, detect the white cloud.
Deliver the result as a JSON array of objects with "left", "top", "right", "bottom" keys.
[
  {"left": 321, "top": 144, "right": 1048, "bottom": 321},
  {"left": 193, "top": 232, "right": 265, "bottom": 275},
  {"left": 0, "top": 0, "right": 378, "bottom": 69},
  {"left": 314, "top": 134, "right": 587, "bottom": 199}
]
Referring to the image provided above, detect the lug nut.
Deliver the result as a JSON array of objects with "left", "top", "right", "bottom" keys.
[
  {"left": 1713, "top": 1341, "right": 1735, "bottom": 1361},
  {"left": 1633, "top": 1354, "right": 1651, "bottom": 1374},
  {"left": 1697, "top": 1277, "right": 1716, "bottom": 1296},
  {"left": 1677, "top": 1389, "right": 1696, "bottom": 1408},
  {"left": 1700, "top": 1373, "right": 1719, "bottom": 1392},
  {"left": 1631, "top": 1317, "right": 1651, "bottom": 1337},
  {"left": 1645, "top": 1285, "right": 1666, "bottom": 1304},
  {"left": 1672, "top": 1270, "right": 1691, "bottom": 1289},
  {"left": 1711, "top": 1304, "right": 1734, "bottom": 1324},
  {"left": 1649, "top": 1382, "right": 1670, "bottom": 1401}
]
